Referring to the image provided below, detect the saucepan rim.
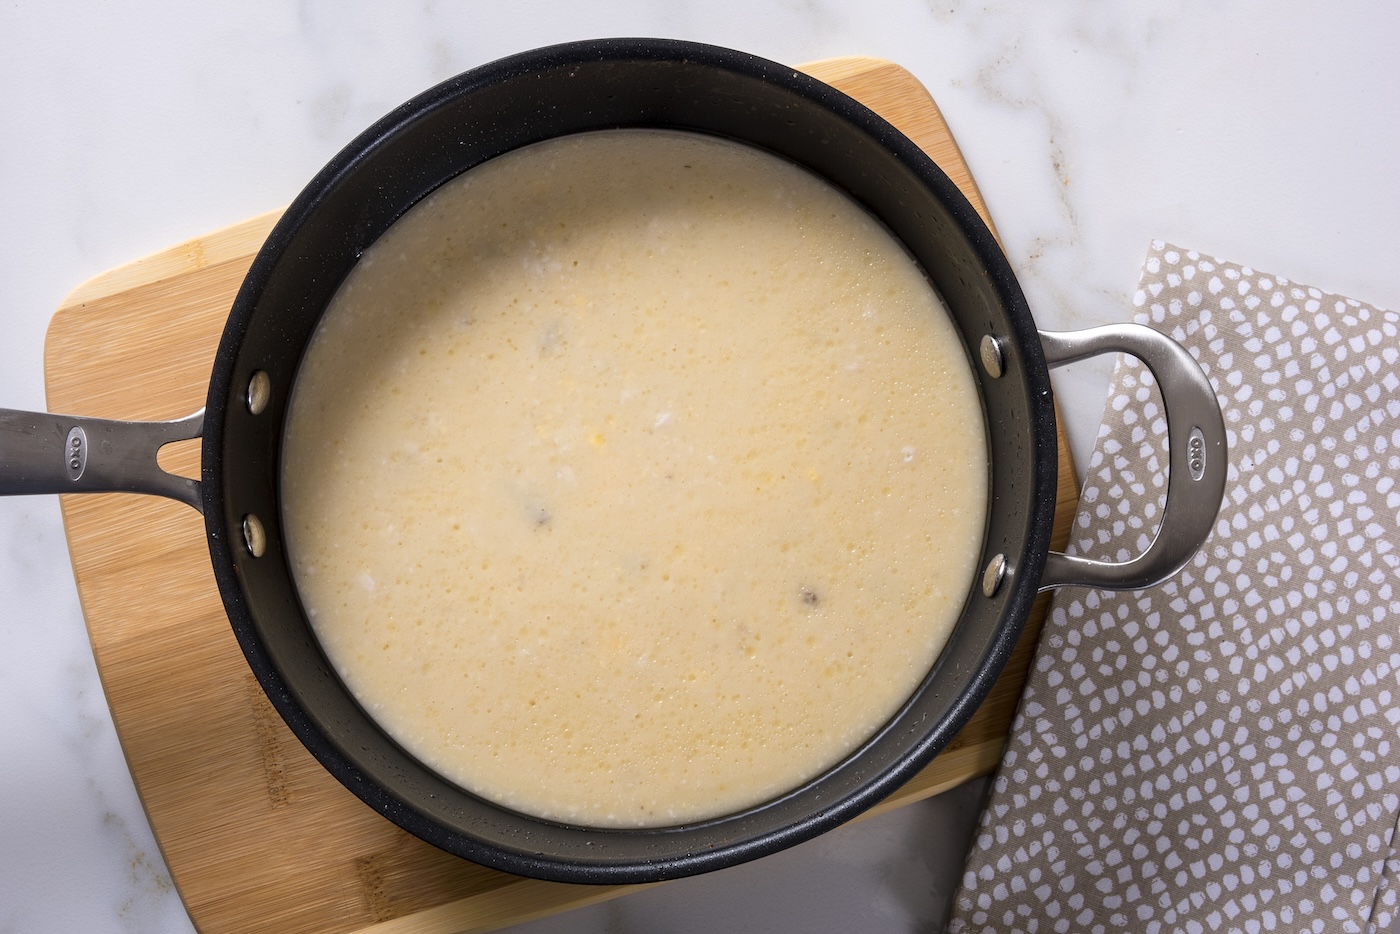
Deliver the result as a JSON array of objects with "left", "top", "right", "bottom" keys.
[{"left": 202, "top": 36, "right": 1058, "bottom": 883}]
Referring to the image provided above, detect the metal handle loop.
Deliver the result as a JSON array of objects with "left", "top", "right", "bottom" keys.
[{"left": 1037, "top": 324, "right": 1226, "bottom": 591}]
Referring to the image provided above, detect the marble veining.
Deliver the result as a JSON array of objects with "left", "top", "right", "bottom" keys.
[{"left": 1, "top": 2, "right": 1395, "bottom": 932}]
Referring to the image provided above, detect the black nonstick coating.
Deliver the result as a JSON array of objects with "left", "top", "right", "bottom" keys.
[{"left": 203, "top": 38, "right": 1057, "bottom": 883}]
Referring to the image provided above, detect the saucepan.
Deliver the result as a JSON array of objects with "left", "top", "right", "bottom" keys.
[{"left": 0, "top": 38, "right": 1226, "bottom": 883}]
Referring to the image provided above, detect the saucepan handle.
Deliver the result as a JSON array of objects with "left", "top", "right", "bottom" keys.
[
  {"left": 1036, "top": 324, "right": 1227, "bottom": 591},
  {"left": 0, "top": 408, "right": 204, "bottom": 513}
]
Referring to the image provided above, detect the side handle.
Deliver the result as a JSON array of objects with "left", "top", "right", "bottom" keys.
[
  {"left": 1037, "top": 325, "right": 1226, "bottom": 591},
  {"left": 0, "top": 408, "right": 205, "bottom": 513}
]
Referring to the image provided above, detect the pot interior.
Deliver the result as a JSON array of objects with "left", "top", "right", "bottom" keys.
[{"left": 204, "top": 38, "right": 1058, "bottom": 883}]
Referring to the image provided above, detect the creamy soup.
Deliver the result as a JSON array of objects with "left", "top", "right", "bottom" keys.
[{"left": 281, "top": 129, "right": 988, "bottom": 828}]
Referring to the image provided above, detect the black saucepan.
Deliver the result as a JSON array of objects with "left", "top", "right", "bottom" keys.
[{"left": 0, "top": 38, "right": 1226, "bottom": 883}]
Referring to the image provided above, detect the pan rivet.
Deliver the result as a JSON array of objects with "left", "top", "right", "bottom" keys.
[
  {"left": 247, "top": 371, "right": 271, "bottom": 415},
  {"left": 982, "top": 554, "right": 1007, "bottom": 598},
  {"left": 980, "top": 335, "right": 1004, "bottom": 379},
  {"left": 242, "top": 514, "right": 267, "bottom": 558}
]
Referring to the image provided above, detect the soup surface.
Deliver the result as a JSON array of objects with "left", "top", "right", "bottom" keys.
[{"left": 281, "top": 129, "right": 988, "bottom": 827}]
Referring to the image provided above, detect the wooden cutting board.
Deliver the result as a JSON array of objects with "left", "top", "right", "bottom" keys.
[{"left": 46, "top": 57, "right": 1078, "bottom": 934}]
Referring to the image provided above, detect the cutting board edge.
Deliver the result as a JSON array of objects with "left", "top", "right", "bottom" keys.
[{"left": 54, "top": 209, "right": 284, "bottom": 316}]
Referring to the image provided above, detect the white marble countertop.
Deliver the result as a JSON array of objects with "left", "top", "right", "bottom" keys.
[{"left": 1, "top": 2, "right": 1395, "bottom": 931}]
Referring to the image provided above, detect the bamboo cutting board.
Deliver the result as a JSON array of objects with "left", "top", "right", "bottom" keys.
[{"left": 46, "top": 57, "right": 1078, "bottom": 934}]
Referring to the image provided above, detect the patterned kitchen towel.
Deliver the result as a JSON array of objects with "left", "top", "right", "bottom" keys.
[{"left": 949, "top": 243, "right": 1400, "bottom": 933}]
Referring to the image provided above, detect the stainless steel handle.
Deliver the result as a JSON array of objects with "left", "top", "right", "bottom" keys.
[
  {"left": 1037, "top": 324, "right": 1226, "bottom": 591},
  {"left": 0, "top": 408, "right": 204, "bottom": 513}
]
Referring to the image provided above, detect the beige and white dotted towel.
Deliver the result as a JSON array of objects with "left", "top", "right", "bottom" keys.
[{"left": 950, "top": 243, "right": 1400, "bottom": 933}]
